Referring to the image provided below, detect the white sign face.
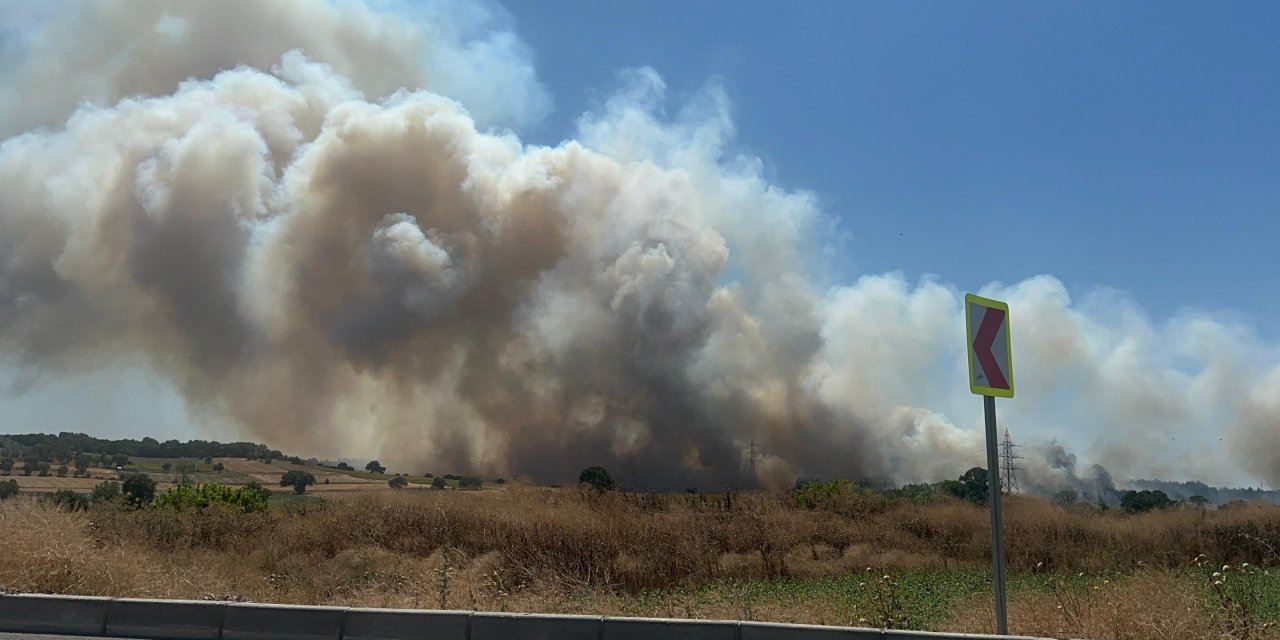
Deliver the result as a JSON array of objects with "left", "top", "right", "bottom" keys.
[{"left": 965, "top": 293, "right": 1013, "bottom": 398}]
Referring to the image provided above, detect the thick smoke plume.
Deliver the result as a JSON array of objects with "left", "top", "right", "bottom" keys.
[{"left": 1, "top": 1, "right": 1278, "bottom": 490}]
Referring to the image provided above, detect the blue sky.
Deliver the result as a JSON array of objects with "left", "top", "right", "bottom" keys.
[{"left": 504, "top": 0, "right": 1280, "bottom": 334}]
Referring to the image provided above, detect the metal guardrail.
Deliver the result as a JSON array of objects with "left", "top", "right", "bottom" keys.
[{"left": 0, "top": 593, "right": 1063, "bottom": 640}]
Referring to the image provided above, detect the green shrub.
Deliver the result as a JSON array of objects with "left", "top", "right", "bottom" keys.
[
  {"left": 151, "top": 483, "right": 269, "bottom": 513},
  {"left": 792, "top": 478, "right": 887, "bottom": 516},
  {"left": 0, "top": 478, "right": 18, "bottom": 500},
  {"left": 886, "top": 483, "right": 945, "bottom": 505},
  {"left": 46, "top": 489, "right": 90, "bottom": 511},
  {"left": 431, "top": 476, "right": 446, "bottom": 490},
  {"left": 388, "top": 475, "right": 409, "bottom": 489},
  {"left": 91, "top": 480, "right": 122, "bottom": 504},
  {"left": 458, "top": 476, "right": 483, "bottom": 490}
]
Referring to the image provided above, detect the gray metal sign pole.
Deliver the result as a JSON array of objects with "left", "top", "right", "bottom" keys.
[{"left": 983, "top": 394, "right": 1008, "bottom": 634}]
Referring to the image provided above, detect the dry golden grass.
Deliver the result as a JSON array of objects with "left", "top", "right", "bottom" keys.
[
  {"left": 946, "top": 568, "right": 1279, "bottom": 640},
  {"left": 2, "top": 488, "right": 1278, "bottom": 638}
]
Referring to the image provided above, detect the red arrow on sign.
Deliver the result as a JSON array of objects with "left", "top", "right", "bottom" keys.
[{"left": 973, "top": 307, "right": 1009, "bottom": 390}]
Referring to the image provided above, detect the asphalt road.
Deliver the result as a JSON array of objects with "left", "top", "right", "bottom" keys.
[{"left": 0, "top": 635, "right": 148, "bottom": 639}]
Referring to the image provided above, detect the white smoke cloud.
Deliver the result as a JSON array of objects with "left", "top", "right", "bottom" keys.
[{"left": 0, "top": 0, "right": 1276, "bottom": 491}]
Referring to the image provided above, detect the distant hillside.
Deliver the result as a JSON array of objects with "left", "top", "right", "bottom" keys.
[{"left": 1128, "top": 479, "right": 1280, "bottom": 506}]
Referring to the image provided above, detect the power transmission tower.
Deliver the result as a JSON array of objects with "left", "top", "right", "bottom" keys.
[{"left": 999, "top": 429, "right": 1021, "bottom": 495}]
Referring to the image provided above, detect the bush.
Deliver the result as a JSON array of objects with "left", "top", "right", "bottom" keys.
[
  {"left": 91, "top": 480, "right": 121, "bottom": 504},
  {"left": 212, "top": 462, "right": 225, "bottom": 472},
  {"left": 792, "top": 479, "right": 887, "bottom": 516},
  {"left": 122, "top": 473, "right": 157, "bottom": 507},
  {"left": 56, "top": 464, "right": 69, "bottom": 477},
  {"left": 885, "top": 483, "right": 944, "bottom": 505},
  {"left": 431, "top": 476, "right": 446, "bottom": 490},
  {"left": 578, "top": 466, "right": 614, "bottom": 492},
  {"left": 388, "top": 475, "right": 409, "bottom": 489},
  {"left": 0, "top": 478, "right": 18, "bottom": 500},
  {"left": 46, "top": 489, "right": 89, "bottom": 512},
  {"left": 151, "top": 483, "right": 269, "bottom": 513},
  {"left": 458, "top": 476, "right": 483, "bottom": 490}
]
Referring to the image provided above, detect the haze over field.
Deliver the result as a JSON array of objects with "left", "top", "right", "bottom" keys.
[{"left": 0, "top": 0, "right": 1277, "bottom": 491}]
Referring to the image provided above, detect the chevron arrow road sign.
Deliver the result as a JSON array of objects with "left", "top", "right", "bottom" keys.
[{"left": 965, "top": 293, "right": 1014, "bottom": 398}]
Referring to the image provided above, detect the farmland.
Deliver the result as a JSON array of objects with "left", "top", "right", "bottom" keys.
[
  {"left": 1, "top": 457, "right": 438, "bottom": 494},
  {"left": 1, "top": 481, "right": 1277, "bottom": 639}
]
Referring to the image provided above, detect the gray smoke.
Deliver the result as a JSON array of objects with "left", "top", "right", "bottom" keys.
[{"left": 1, "top": 0, "right": 1278, "bottom": 491}]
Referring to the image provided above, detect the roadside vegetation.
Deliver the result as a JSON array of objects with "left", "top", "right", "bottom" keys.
[{"left": 0, "top": 470, "right": 1277, "bottom": 639}]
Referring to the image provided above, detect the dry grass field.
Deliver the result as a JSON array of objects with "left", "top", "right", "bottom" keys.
[{"left": 1, "top": 486, "right": 1277, "bottom": 639}]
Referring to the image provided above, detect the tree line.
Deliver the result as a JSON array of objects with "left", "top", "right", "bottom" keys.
[{"left": 0, "top": 432, "right": 279, "bottom": 465}]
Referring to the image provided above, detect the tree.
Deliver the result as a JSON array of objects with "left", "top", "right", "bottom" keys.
[
  {"left": 431, "top": 476, "right": 446, "bottom": 490},
  {"left": 336, "top": 462, "right": 352, "bottom": 471},
  {"left": 280, "top": 470, "right": 316, "bottom": 495},
  {"left": 365, "top": 460, "right": 386, "bottom": 474},
  {"left": 459, "top": 476, "right": 483, "bottom": 490},
  {"left": 0, "top": 457, "right": 12, "bottom": 475},
  {"left": 578, "top": 466, "right": 615, "bottom": 492},
  {"left": 212, "top": 462, "right": 225, "bottom": 473},
  {"left": 122, "top": 473, "right": 157, "bottom": 507},
  {"left": 112, "top": 453, "right": 130, "bottom": 468},
  {"left": 204, "top": 457, "right": 213, "bottom": 464},
  {"left": 0, "top": 479, "right": 18, "bottom": 500},
  {"left": 74, "top": 453, "right": 91, "bottom": 476},
  {"left": 37, "top": 461, "right": 51, "bottom": 477},
  {"left": 1120, "top": 489, "right": 1174, "bottom": 513},
  {"left": 1188, "top": 495, "right": 1210, "bottom": 508},
  {"left": 388, "top": 475, "right": 409, "bottom": 489},
  {"left": 162, "top": 462, "right": 172, "bottom": 472},
  {"left": 56, "top": 464, "right": 69, "bottom": 477},
  {"left": 942, "top": 468, "right": 989, "bottom": 505}
]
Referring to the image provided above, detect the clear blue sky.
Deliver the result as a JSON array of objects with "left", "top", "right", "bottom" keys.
[{"left": 503, "top": 0, "right": 1280, "bottom": 334}]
